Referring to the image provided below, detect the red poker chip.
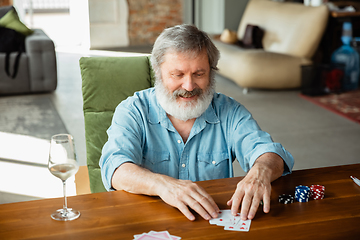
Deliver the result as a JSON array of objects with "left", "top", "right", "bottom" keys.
[{"left": 310, "top": 185, "right": 325, "bottom": 200}]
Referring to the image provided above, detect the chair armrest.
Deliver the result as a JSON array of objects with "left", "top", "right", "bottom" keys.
[{"left": 26, "top": 29, "right": 57, "bottom": 92}]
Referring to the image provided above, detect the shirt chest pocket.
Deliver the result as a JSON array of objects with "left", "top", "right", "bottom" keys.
[
  {"left": 142, "top": 150, "right": 170, "bottom": 175},
  {"left": 197, "top": 152, "right": 230, "bottom": 180}
]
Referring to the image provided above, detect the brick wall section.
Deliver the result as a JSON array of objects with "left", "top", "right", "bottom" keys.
[{"left": 127, "top": 0, "right": 183, "bottom": 46}]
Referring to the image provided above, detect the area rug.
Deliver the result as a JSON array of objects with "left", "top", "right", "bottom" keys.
[
  {"left": 0, "top": 95, "right": 68, "bottom": 140},
  {"left": 300, "top": 90, "right": 360, "bottom": 124}
]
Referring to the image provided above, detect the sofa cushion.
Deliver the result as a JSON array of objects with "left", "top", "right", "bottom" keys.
[
  {"left": 0, "top": 53, "right": 30, "bottom": 94},
  {"left": 0, "top": 9, "right": 34, "bottom": 36},
  {"left": 238, "top": 0, "right": 328, "bottom": 59},
  {"left": 214, "top": 39, "right": 312, "bottom": 89}
]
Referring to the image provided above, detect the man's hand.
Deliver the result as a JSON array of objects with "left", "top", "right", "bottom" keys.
[
  {"left": 156, "top": 176, "right": 220, "bottom": 221},
  {"left": 227, "top": 153, "right": 284, "bottom": 220},
  {"left": 227, "top": 167, "right": 272, "bottom": 220},
  {"left": 112, "top": 162, "right": 219, "bottom": 221}
]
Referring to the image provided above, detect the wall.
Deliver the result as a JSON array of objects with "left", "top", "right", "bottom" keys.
[
  {"left": 70, "top": 0, "right": 90, "bottom": 49},
  {"left": 88, "top": 0, "right": 129, "bottom": 49},
  {"left": 195, "top": 0, "right": 224, "bottom": 34},
  {"left": 127, "top": 0, "right": 183, "bottom": 46},
  {"left": 0, "top": 0, "right": 12, "bottom": 6},
  {"left": 195, "top": 0, "right": 249, "bottom": 34},
  {"left": 224, "top": 0, "right": 249, "bottom": 31},
  {"left": 87, "top": 0, "right": 183, "bottom": 48}
]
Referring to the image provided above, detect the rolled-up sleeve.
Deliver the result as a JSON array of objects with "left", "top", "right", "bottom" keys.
[
  {"left": 229, "top": 103, "right": 294, "bottom": 176},
  {"left": 99, "top": 100, "right": 144, "bottom": 191}
]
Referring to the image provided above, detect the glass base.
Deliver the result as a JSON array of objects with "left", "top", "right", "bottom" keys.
[{"left": 51, "top": 208, "right": 80, "bottom": 221}]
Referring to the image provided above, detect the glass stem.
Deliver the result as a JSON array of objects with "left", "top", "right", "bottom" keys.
[{"left": 62, "top": 180, "right": 68, "bottom": 214}]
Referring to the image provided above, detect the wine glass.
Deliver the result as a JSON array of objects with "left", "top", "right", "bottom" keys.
[{"left": 48, "top": 134, "right": 80, "bottom": 221}]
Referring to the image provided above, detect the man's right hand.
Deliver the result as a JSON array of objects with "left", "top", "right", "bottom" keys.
[
  {"left": 111, "top": 162, "right": 220, "bottom": 221},
  {"left": 155, "top": 176, "right": 220, "bottom": 221}
]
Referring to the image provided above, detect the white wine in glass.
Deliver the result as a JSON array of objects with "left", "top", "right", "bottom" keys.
[{"left": 48, "top": 134, "right": 80, "bottom": 221}]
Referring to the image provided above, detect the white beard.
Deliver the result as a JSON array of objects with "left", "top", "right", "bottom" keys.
[{"left": 155, "top": 80, "right": 215, "bottom": 122}]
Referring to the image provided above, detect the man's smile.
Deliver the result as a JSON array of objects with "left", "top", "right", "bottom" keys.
[{"left": 174, "top": 88, "right": 203, "bottom": 102}]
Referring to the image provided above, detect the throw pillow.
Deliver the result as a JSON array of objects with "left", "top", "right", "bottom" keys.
[
  {"left": 241, "top": 24, "right": 264, "bottom": 49},
  {"left": 0, "top": 9, "right": 33, "bottom": 36}
]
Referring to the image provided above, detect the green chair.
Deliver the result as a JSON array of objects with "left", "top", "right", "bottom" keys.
[{"left": 80, "top": 55, "right": 155, "bottom": 193}]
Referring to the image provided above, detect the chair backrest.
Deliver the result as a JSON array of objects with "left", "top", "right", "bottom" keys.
[
  {"left": 238, "top": 0, "right": 328, "bottom": 59},
  {"left": 80, "top": 55, "right": 155, "bottom": 193}
]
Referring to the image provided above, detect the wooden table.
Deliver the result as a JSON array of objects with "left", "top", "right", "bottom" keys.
[{"left": 1, "top": 164, "right": 360, "bottom": 239}]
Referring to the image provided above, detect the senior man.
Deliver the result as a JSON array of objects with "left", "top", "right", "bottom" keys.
[{"left": 100, "top": 24, "right": 294, "bottom": 221}]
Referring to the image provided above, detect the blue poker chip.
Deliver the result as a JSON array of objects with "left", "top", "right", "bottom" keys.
[{"left": 295, "top": 185, "right": 310, "bottom": 202}]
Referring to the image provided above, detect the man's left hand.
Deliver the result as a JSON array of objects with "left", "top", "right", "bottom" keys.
[{"left": 226, "top": 153, "right": 284, "bottom": 220}]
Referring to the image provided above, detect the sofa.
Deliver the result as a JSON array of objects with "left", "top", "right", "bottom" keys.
[
  {"left": 0, "top": 6, "right": 57, "bottom": 95},
  {"left": 212, "top": 0, "right": 329, "bottom": 90}
]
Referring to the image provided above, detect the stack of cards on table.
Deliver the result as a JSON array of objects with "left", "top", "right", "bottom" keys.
[
  {"left": 209, "top": 209, "right": 251, "bottom": 232},
  {"left": 133, "top": 230, "right": 181, "bottom": 240}
]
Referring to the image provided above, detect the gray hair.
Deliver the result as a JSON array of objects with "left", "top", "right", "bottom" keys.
[{"left": 150, "top": 24, "right": 220, "bottom": 81}]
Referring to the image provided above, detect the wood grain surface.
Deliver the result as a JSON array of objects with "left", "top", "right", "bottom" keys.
[{"left": 1, "top": 164, "right": 359, "bottom": 239}]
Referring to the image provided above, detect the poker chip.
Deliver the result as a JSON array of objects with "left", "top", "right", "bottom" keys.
[
  {"left": 278, "top": 194, "right": 294, "bottom": 204},
  {"left": 295, "top": 185, "right": 311, "bottom": 202},
  {"left": 280, "top": 185, "right": 325, "bottom": 205},
  {"left": 310, "top": 185, "right": 325, "bottom": 200}
]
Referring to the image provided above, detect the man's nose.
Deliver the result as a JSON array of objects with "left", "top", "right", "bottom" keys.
[{"left": 181, "top": 75, "right": 196, "bottom": 92}]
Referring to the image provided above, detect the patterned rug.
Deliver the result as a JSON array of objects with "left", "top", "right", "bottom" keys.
[{"left": 300, "top": 90, "right": 360, "bottom": 124}]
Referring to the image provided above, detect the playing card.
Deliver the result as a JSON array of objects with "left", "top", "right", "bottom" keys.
[
  {"left": 209, "top": 209, "right": 240, "bottom": 226},
  {"left": 135, "top": 233, "right": 165, "bottom": 240},
  {"left": 208, "top": 209, "right": 251, "bottom": 232},
  {"left": 134, "top": 233, "right": 146, "bottom": 239},
  {"left": 224, "top": 219, "right": 251, "bottom": 232},
  {"left": 148, "top": 231, "right": 172, "bottom": 239},
  {"left": 134, "top": 231, "right": 181, "bottom": 240},
  {"left": 148, "top": 230, "right": 181, "bottom": 240}
]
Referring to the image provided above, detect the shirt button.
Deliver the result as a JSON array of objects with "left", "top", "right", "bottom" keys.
[
  {"left": 177, "top": 140, "right": 181, "bottom": 144},
  {"left": 212, "top": 161, "right": 216, "bottom": 165},
  {"left": 182, "top": 163, "right": 186, "bottom": 168}
]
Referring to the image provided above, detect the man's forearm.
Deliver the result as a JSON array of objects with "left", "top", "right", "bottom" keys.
[
  {"left": 252, "top": 152, "right": 284, "bottom": 182},
  {"left": 111, "top": 162, "right": 220, "bottom": 221},
  {"left": 111, "top": 162, "right": 164, "bottom": 196}
]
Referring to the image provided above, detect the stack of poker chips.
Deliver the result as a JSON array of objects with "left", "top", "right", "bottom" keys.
[
  {"left": 310, "top": 185, "right": 325, "bottom": 200},
  {"left": 278, "top": 194, "right": 294, "bottom": 204},
  {"left": 295, "top": 185, "right": 311, "bottom": 202},
  {"left": 279, "top": 185, "right": 326, "bottom": 204}
]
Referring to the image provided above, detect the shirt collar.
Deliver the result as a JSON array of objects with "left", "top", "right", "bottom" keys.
[{"left": 203, "top": 97, "right": 220, "bottom": 124}]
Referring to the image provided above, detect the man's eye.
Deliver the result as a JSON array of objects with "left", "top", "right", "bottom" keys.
[
  {"left": 195, "top": 73, "right": 204, "bottom": 77},
  {"left": 172, "top": 74, "right": 183, "bottom": 78}
]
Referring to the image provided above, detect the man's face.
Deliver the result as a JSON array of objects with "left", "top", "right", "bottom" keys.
[
  {"left": 155, "top": 50, "right": 214, "bottom": 122},
  {"left": 160, "top": 50, "right": 211, "bottom": 106}
]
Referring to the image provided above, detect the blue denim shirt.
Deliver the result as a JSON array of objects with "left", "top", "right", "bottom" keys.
[{"left": 100, "top": 88, "right": 294, "bottom": 191}]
